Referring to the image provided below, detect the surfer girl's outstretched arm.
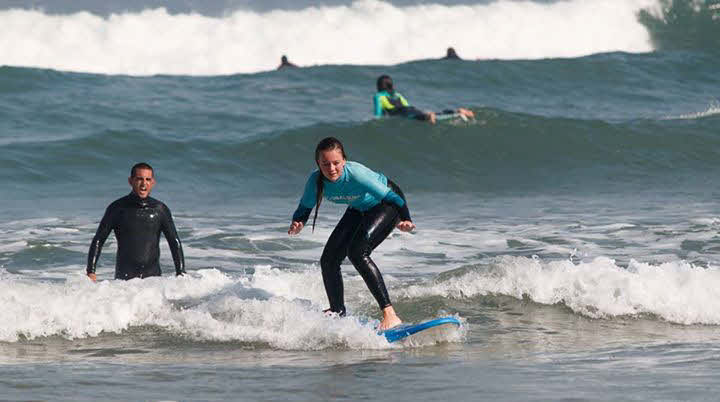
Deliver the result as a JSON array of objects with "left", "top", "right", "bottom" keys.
[{"left": 288, "top": 171, "right": 317, "bottom": 235}]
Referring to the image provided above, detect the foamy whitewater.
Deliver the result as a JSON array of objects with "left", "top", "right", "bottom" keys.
[
  {"left": 1, "top": 268, "right": 451, "bottom": 348},
  {"left": 1, "top": 0, "right": 660, "bottom": 75},
  {"left": 2, "top": 0, "right": 720, "bottom": 400}
]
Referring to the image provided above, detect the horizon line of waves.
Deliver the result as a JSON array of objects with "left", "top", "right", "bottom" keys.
[{"left": 0, "top": 0, "right": 659, "bottom": 76}]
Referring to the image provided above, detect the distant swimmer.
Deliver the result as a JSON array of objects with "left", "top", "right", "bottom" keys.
[
  {"left": 443, "top": 47, "right": 461, "bottom": 60},
  {"left": 373, "top": 74, "right": 474, "bottom": 124},
  {"left": 288, "top": 137, "right": 415, "bottom": 330},
  {"left": 86, "top": 162, "right": 185, "bottom": 282},
  {"left": 277, "top": 55, "right": 298, "bottom": 70}
]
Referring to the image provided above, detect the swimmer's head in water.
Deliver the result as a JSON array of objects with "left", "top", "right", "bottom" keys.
[
  {"left": 281, "top": 55, "right": 288, "bottom": 63},
  {"left": 376, "top": 75, "right": 393, "bottom": 92}
]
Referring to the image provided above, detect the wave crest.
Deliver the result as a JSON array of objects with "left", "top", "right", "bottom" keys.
[
  {"left": 1, "top": 0, "right": 658, "bottom": 75},
  {"left": 404, "top": 256, "right": 720, "bottom": 325},
  {"left": 639, "top": 0, "right": 720, "bottom": 52}
]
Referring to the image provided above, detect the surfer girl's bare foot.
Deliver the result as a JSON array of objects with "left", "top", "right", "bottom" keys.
[
  {"left": 379, "top": 306, "right": 402, "bottom": 330},
  {"left": 428, "top": 112, "right": 437, "bottom": 124}
]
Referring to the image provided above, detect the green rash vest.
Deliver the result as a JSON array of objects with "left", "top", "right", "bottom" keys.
[{"left": 374, "top": 90, "right": 410, "bottom": 117}]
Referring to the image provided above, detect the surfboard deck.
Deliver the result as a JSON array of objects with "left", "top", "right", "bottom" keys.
[{"left": 380, "top": 316, "right": 461, "bottom": 343}]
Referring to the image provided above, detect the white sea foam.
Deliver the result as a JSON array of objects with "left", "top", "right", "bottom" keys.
[
  {"left": 0, "top": 269, "right": 230, "bottom": 341},
  {"left": 0, "top": 0, "right": 658, "bottom": 75},
  {"left": 664, "top": 101, "right": 720, "bottom": 120},
  {"left": 0, "top": 240, "right": 27, "bottom": 253},
  {"left": 402, "top": 256, "right": 720, "bottom": 325},
  {"left": 0, "top": 266, "right": 460, "bottom": 348}
]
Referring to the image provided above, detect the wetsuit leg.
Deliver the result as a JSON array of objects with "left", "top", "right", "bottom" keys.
[
  {"left": 402, "top": 106, "right": 429, "bottom": 121},
  {"left": 141, "top": 264, "right": 161, "bottom": 278},
  {"left": 115, "top": 264, "right": 161, "bottom": 280},
  {"left": 320, "top": 208, "right": 363, "bottom": 316},
  {"left": 389, "top": 105, "right": 429, "bottom": 121},
  {"left": 346, "top": 194, "right": 403, "bottom": 310},
  {"left": 116, "top": 268, "right": 137, "bottom": 280}
]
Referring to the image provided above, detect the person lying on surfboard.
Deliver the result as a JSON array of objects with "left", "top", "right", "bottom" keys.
[
  {"left": 287, "top": 137, "right": 414, "bottom": 330},
  {"left": 373, "top": 74, "right": 474, "bottom": 124}
]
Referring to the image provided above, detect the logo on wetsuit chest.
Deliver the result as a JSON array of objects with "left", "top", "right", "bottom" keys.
[{"left": 328, "top": 195, "right": 361, "bottom": 202}]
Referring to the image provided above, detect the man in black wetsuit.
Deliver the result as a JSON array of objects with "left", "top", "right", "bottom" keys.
[{"left": 86, "top": 162, "right": 185, "bottom": 281}]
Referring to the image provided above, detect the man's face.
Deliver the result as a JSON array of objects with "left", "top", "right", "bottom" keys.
[{"left": 128, "top": 168, "right": 155, "bottom": 199}]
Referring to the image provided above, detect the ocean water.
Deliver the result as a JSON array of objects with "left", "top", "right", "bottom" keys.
[{"left": 2, "top": 0, "right": 720, "bottom": 400}]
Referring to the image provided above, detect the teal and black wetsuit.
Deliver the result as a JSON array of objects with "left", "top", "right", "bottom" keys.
[
  {"left": 374, "top": 90, "right": 456, "bottom": 121},
  {"left": 87, "top": 193, "right": 185, "bottom": 280},
  {"left": 292, "top": 161, "right": 411, "bottom": 316},
  {"left": 373, "top": 90, "right": 429, "bottom": 121}
]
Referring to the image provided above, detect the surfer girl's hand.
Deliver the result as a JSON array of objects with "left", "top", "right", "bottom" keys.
[
  {"left": 396, "top": 220, "right": 415, "bottom": 232},
  {"left": 87, "top": 272, "right": 97, "bottom": 282},
  {"left": 288, "top": 221, "right": 304, "bottom": 235}
]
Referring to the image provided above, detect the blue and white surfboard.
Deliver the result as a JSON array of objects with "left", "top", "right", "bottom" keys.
[{"left": 381, "top": 316, "right": 461, "bottom": 343}]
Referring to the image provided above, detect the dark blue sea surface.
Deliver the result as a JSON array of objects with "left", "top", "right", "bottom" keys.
[{"left": 1, "top": 0, "right": 720, "bottom": 401}]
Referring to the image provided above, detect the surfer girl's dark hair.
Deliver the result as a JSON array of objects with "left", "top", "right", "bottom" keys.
[
  {"left": 312, "top": 137, "right": 347, "bottom": 232},
  {"left": 376, "top": 74, "right": 393, "bottom": 92}
]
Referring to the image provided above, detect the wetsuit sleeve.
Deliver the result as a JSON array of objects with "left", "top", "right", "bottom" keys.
[
  {"left": 160, "top": 204, "right": 185, "bottom": 276},
  {"left": 383, "top": 191, "right": 412, "bottom": 222},
  {"left": 373, "top": 93, "right": 384, "bottom": 117},
  {"left": 292, "top": 171, "right": 319, "bottom": 224},
  {"left": 398, "top": 93, "right": 410, "bottom": 107},
  {"left": 87, "top": 205, "right": 116, "bottom": 274},
  {"left": 292, "top": 206, "right": 313, "bottom": 224}
]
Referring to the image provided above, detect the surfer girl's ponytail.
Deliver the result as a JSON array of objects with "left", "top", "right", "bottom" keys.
[{"left": 312, "top": 137, "right": 347, "bottom": 232}]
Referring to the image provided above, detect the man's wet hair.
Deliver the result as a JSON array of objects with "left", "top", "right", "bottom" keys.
[{"left": 131, "top": 162, "right": 154, "bottom": 178}]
